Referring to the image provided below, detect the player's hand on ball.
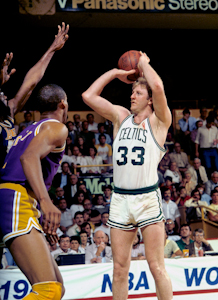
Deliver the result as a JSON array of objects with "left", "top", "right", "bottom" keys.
[{"left": 116, "top": 68, "right": 136, "bottom": 83}]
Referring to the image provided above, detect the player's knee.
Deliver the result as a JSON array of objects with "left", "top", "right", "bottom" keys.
[
  {"left": 23, "top": 281, "right": 62, "bottom": 300},
  {"left": 113, "top": 262, "right": 129, "bottom": 281},
  {"left": 148, "top": 262, "right": 166, "bottom": 281}
]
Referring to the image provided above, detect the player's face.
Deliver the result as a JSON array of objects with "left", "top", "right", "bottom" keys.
[{"left": 130, "top": 85, "right": 151, "bottom": 114}]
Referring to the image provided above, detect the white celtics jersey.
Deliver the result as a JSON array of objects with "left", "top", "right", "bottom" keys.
[{"left": 113, "top": 114, "right": 166, "bottom": 190}]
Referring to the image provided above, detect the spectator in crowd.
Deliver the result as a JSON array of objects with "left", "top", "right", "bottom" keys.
[
  {"left": 79, "top": 230, "right": 88, "bottom": 252},
  {"left": 185, "top": 188, "right": 208, "bottom": 222},
  {"left": 196, "top": 183, "right": 211, "bottom": 205},
  {"left": 58, "top": 198, "right": 74, "bottom": 234},
  {"left": 63, "top": 174, "right": 78, "bottom": 205},
  {"left": 69, "top": 190, "right": 85, "bottom": 218},
  {"left": 197, "top": 107, "right": 208, "bottom": 126},
  {"left": 66, "top": 121, "right": 77, "bottom": 144},
  {"left": 95, "top": 123, "right": 112, "bottom": 145},
  {"left": 185, "top": 228, "right": 213, "bottom": 256},
  {"left": 164, "top": 131, "right": 175, "bottom": 153},
  {"left": 81, "top": 222, "right": 94, "bottom": 245},
  {"left": 85, "top": 230, "right": 112, "bottom": 264},
  {"left": 178, "top": 108, "right": 196, "bottom": 157},
  {"left": 18, "top": 111, "right": 33, "bottom": 132},
  {"left": 52, "top": 161, "right": 72, "bottom": 189},
  {"left": 180, "top": 171, "right": 196, "bottom": 196},
  {"left": 82, "top": 198, "right": 101, "bottom": 226},
  {"left": 87, "top": 113, "right": 98, "bottom": 133},
  {"left": 188, "top": 158, "right": 208, "bottom": 185},
  {"left": 205, "top": 171, "right": 218, "bottom": 196},
  {"left": 176, "top": 224, "right": 194, "bottom": 251},
  {"left": 94, "top": 212, "right": 111, "bottom": 241},
  {"left": 56, "top": 154, "right": 73, "bottom": 173},
  {"left": 70, "top": 236, "right": 85, "bottom": 254},
  {"left": 164, "top": 230, "right": 183, "bottom": 258},
  {"left": 78, "top": 182, "right": 92, "bottom": 200},
  {"left": 195, "top": 115, "right": 218, "bottom": 176},
  {"left": 66, "top": 211, "right": 84, "bottom": 237},
  {"left": 165, "top": 219, "right": 180, "bottom": 242},
  {"left": 131, "top": 232, "right": 146, "bottom": 260},
  {"left": 190, "top": 120, "right": 203, "bottom": 155},
  {"left": 175, "top": 186, "right": 191, "bottom": 207},
  {"left": 75, "top": 136, "right": 89, "bottom": 156},
  {"left": 169, "top": 142, "right": 191, "bottom": 176},
  {"left": 102, "top": 184, "right": 113, "bottom": 206},
  {"left": 51, "top": 187, "right": 65, "bottom": 206},
  {"left": 158, "top": 147, "right": 171, "bottom": 175},
  {"left": 71, "top": 145, "right": 87, "bottom": 175},
  {"left": 95, "top": 134, "right": 113, "bottom": 171},
  {"left": 164, "top": 161, "right": 182, "bottom": 186},
  {"left": 162, "top": 188, "right": 181, "bottom": 230},
  {"left": 83, "top": 209, "right": 95, "bottom": 232},
  {"left": 51, "top": 235, "right": 76, "bottom": 259},
  {"left": 80, "top": 120, "right": 95, "bottom": 148},
  {"left": 65, "top": 135, "right": 74, "bottom": 156},
  {"left": 160, "top": 176, "right": 178, "bottom": 201},
  {"left": 104, "top": 119, "right": 113, "bottom": 141},
  {"left": 73, "top": 114, "right": 82, "bottom": 135},
  {"left": 93, "top": 194, "right": 109, "bottom": 214},
  {"left": 207, "top": 189, "right": 218, "bottom": 223},
  {"left": 85, "top": 146, "right": 104, "bottom": 175}
]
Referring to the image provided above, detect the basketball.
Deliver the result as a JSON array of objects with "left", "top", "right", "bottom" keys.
[{"left": 118, "top": 50, "right": 141, "bottom": 81}]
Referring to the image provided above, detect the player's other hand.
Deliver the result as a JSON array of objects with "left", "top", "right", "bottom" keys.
[
  {"left": 115, "top": 68, "right": 136, "bottom": 84},
  {"left": 41, "top": 199, "right": 61, "bottom": 240},
  {"left": 138, "top": 52, "right": 150, "bottom": 76}
]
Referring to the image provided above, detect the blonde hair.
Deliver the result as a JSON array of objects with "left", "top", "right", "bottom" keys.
[{"left": 132, "top": 77, "right": 152, "bottom": 99}]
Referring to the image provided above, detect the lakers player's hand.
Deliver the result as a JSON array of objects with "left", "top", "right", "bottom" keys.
[
  {"left": 0, "top": 52, "right": 16, "bottom": 86},
  {"left": 41, "top": 199, "right": 61, "bottom": 239},
  {"left": 50, "top": 22, "right": 69, "bottom": 52}
]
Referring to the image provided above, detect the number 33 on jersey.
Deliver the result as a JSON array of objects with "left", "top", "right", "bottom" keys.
[{"left": 113, "top": 115, "right": 166, "bottom": 190}]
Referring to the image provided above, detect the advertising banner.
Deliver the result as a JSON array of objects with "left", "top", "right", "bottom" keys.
[
  {"left": 81, "top": 174, "right": 113, "bottom": 195},
  {"left": 56, "top": 0, "right": 218, "bottom": 13},
  {"left": 1, "top": 257, "right": 218, "bottom": 300}
]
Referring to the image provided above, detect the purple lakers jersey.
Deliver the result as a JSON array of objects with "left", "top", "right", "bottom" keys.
[{"left": 0, "top": 118, "right": 65, "bottom": 190}]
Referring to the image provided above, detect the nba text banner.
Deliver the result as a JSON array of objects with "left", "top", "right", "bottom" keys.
[
  {"left": 1, "top": 257, "right": 218, "bottom": 300},
  {"left": 56, "top": 0, "right": 218, "bottom": 13}
]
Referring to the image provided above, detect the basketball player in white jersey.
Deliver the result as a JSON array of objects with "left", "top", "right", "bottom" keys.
[{"left": 82, "top": 52, "right": 173, "bottom": 300}]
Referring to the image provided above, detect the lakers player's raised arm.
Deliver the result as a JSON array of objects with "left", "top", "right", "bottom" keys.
[
  {"left": 8, "top": 22, "right": 69, "bottom": 118},
  {"left": 82, "top": 68, "right": 134, "bottom": 124}
]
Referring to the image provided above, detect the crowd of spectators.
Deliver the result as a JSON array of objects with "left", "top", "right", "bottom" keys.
[{"left": 2, "top": 106, "right": 218, "bottom": 268}]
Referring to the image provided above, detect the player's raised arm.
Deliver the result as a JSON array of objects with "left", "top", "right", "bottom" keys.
[
  {"left": 8, "top": 22, "right": 69, "bottom": 118},
  {"left": 82, "top": 68, "right": 135, "bottom": 129},
  {"left": 138, "top": 52, "right": 171, "bottom": 128}
]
